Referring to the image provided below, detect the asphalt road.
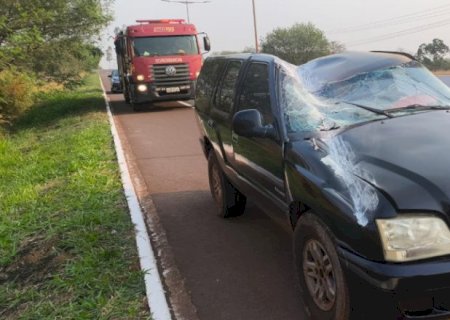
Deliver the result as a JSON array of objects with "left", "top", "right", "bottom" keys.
[
  {"left": 101, "top": 72, "right": 450, "bottom": 320},
  {"left": 100, "top": 72, "right": 307, "bottom": 320}
]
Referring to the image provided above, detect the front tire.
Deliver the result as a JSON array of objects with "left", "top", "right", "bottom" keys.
[
  {"left": 294, "top": 213, "right": 350, "bottom": 320},
  {"left": 208, "top": 152, "right": 246, "bottom": 218}
]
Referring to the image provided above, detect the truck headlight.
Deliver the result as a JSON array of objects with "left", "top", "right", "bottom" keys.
[
  {"left": 137, "top": 84, "right": 147, "bottom": 92},
  {"left": 377, "top": 216, "right": 450, "bottom": 262},
  {"left": 137, "top": 74, "right": 145, "bottom": 81}
]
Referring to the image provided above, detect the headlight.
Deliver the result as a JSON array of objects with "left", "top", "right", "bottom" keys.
[
  {"left": 136, "top": 74, "right": 145, "bottom": 81},
  {"left": 195, "top": 71, "right": 200, "bottom": 78},
  {"left": 377, "top": 216, "right": 450, "bottom": 262},
  {"left": 137, "top": 84, "right": 147, "bottom": 92}
]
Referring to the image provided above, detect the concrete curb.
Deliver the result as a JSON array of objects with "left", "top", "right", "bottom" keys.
[{"left": 99, "top": 75, "right": 172, "bottom": 320}]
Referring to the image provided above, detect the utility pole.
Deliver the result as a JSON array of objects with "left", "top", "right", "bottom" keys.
[
  {"left": 252, "top": 0, "right": 259, "bottom": 53},
  {"left": 161, "top": 0, "right": 211, "bottom": 23}
]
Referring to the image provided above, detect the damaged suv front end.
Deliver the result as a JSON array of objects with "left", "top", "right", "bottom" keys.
[{"left": 283, "top": 52, "right": 450, "bottom": 319}]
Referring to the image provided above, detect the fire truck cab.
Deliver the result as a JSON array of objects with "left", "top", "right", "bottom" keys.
[{"left": 114, "top": 19, "right": 210, "bottom": 110}]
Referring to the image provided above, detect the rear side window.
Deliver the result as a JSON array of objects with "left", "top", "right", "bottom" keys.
[
  {"left": 238, "top": 62, "right": 273, "bottom": 124},
  {"left": 214, "top": 61, "right": 243, "bottom": 114},
  {"left": 195, "top": 58, "right": 225, "bottom": 113}
]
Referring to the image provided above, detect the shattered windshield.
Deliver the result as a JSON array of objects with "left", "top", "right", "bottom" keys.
[
  {"left": 280, "top": 60, "right": 450, "bottom": 133},
  {"left": 280, "top": 62, "right": 385, "bottom": 132}
]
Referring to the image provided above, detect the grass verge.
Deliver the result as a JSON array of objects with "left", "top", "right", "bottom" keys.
[{"left": 0, "top": 73, "right": 151, "bottom": 319}]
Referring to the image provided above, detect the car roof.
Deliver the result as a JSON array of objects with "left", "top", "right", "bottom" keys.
[
  {"left": 299, "top": 51, "right": 413, "bottom": 85},
  {"left": 205, "top": 53, "right": 277, "bottom": 63}
]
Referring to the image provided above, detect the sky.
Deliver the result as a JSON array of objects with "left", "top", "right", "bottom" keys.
[{"left": 101, "top": 0, "right": 450, "bottom": 68}]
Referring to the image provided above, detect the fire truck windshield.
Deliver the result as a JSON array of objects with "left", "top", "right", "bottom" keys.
[{"left": 133, "top": 35, "right": 199, "bottom": 57}]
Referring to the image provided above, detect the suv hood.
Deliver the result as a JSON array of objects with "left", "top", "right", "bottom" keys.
[{"left": 332, "top": 110, "right": 450, "bottom": 216}]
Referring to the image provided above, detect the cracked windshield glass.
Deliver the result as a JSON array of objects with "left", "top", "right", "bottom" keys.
[{"left": 280, "top": 60, "right": 450, "bottom": 132}]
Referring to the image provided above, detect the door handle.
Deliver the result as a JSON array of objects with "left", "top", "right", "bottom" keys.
[{"left": 207, "top": 119, "right": 215, "bottom": 129}]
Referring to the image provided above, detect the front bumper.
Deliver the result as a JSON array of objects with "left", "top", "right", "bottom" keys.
[
  {"left": 339, "top": 247, "right": 450, "bottom": 319},
  {"left": 132, "top": 80, "right": 196, "bottom": 104}
]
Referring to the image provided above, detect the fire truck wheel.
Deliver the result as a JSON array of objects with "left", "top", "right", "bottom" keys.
[
  {"left": 123, "top": 84, "right": 131, "bottom": 104},
  {"left": 132, "top": 102, "right": 143, "bottom": 112}
]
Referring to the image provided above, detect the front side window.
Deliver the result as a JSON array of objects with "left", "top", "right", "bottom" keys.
[
  {"left": 238, "top": 63, "right": 273, "bottom": 125},
  {"left": 133, "top": 36, "right": 199, "bottom": 57}
]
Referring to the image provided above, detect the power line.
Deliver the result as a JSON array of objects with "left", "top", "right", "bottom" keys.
[
  {"left": 330, "top": 3, "right": 450, "bottom": 34},
  {"left": 331, "top": 9, "right": 450, "bottom": 35},
  {"left": 346, "top": 18, "right": 450, "bottom": 47},
  {"left": 329, "top": 3, "right": 450, "bottom": 34}
]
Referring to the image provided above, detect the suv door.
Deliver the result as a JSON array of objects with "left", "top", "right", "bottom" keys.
[
  {"left": 209, "top": 60, "right": 243, "bottom": 163},
  {"left": 231, "top": 62, "right": 286, "bottom": 204}
]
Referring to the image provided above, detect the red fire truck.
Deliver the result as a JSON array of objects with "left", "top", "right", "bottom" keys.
[{"left": 114, "top": 19, "right": 210, "bottom": 111}]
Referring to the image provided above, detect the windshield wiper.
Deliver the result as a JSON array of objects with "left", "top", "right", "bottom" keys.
[
  {"left": 336, "top": 101, "right": 393, "bottom": 118},
  {"left": 385, "top": 104, "right": 450, "bottom": 114}
]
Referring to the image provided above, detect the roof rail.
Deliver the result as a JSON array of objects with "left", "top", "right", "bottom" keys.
[
  {"left": 136, "top": 19, "right": 186, "bottom": 24},
  {"left": 370, "top": 51, "right": 416, "bottom": 60}
]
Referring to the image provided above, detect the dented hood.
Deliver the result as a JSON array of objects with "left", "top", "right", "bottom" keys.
[{"left": 337, "top": 110, "right": 450, "bottom": 214}]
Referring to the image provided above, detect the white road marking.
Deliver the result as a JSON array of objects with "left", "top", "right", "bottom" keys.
[
  {"left": 177, "top": 100, "right": 194, "bottom": 108},
  {"left": 99, "top": 75, "right": 172, "bottom": 320}
]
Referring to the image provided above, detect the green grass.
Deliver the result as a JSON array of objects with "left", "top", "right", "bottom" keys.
[{"left": 0, "top": 74, "right": 151, "bottom": 319}]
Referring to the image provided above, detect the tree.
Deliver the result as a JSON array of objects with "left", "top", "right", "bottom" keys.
[
  {"left": 242, "top": 46, "right": 256, "bottom": 53},
  {"left": 416, "top": 38, "right": 450, "bottom": 70},
  {"left": 0, "top": 0, "right": 112, "bottom": 82},
  {"left": 261, "top": 23, "right": 330, "bottom": 65},
  {"left": 211, "top": 46, "right": 256, "bottom": 56},
  {"left": 211, "top": 50, "right": 240, "bottom": 56},
  {"left": 329, "top": 41, "right": 346, "bottom": 54}
]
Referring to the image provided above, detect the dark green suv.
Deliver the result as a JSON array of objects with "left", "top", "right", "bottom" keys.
[{"left": 194, "top": 52, "right": 450, "bottom": 320}]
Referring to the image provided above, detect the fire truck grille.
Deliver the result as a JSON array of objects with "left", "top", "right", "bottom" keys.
[{"left": 152, "top": 64, "right": 190, "bottom": 86}]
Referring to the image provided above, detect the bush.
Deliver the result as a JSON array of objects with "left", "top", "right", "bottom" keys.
[{"left": 0, "top": 69, "right": 36, "bottom": 123}]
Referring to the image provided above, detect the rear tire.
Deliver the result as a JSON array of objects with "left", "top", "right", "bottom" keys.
[
  {"left": 208, "top": 152, "right": 246, "bottom": 218},
  {"left": 294, "top": 213, "right": 350, "bottom": 320}
]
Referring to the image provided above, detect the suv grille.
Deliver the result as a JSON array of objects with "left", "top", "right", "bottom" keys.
[{"left": 152, "top": 64, "right": 190, "bottom": 86}]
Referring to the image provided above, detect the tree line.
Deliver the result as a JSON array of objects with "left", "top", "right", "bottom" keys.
[
  {"left": 215, "top": 23, "right": 450, "bottom": 71},
  {"left": 2, "top": 8, "right": 449, "bottom": 124}
]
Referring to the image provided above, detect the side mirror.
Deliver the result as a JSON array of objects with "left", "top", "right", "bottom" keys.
[
  {"left": 232, "top": 109, "right": 277, "bottom": 139},
  {"left": 108, "top": 74, "right": 112, "bottom": 78},
  {"left": 203, "top": 36, "right": 211, "bottom": 52}
]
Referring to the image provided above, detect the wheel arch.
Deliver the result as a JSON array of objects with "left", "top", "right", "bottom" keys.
[
  {"left": 202, "top": 135, "right": 213, "bottom": 159},
  {"left": 289, "top": 201, "right": 311, "bottom": 228}
]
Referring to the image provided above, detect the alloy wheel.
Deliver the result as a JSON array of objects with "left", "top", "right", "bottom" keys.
[{"left": 303, "top": 239, "right": 336, "bottom": 311}]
